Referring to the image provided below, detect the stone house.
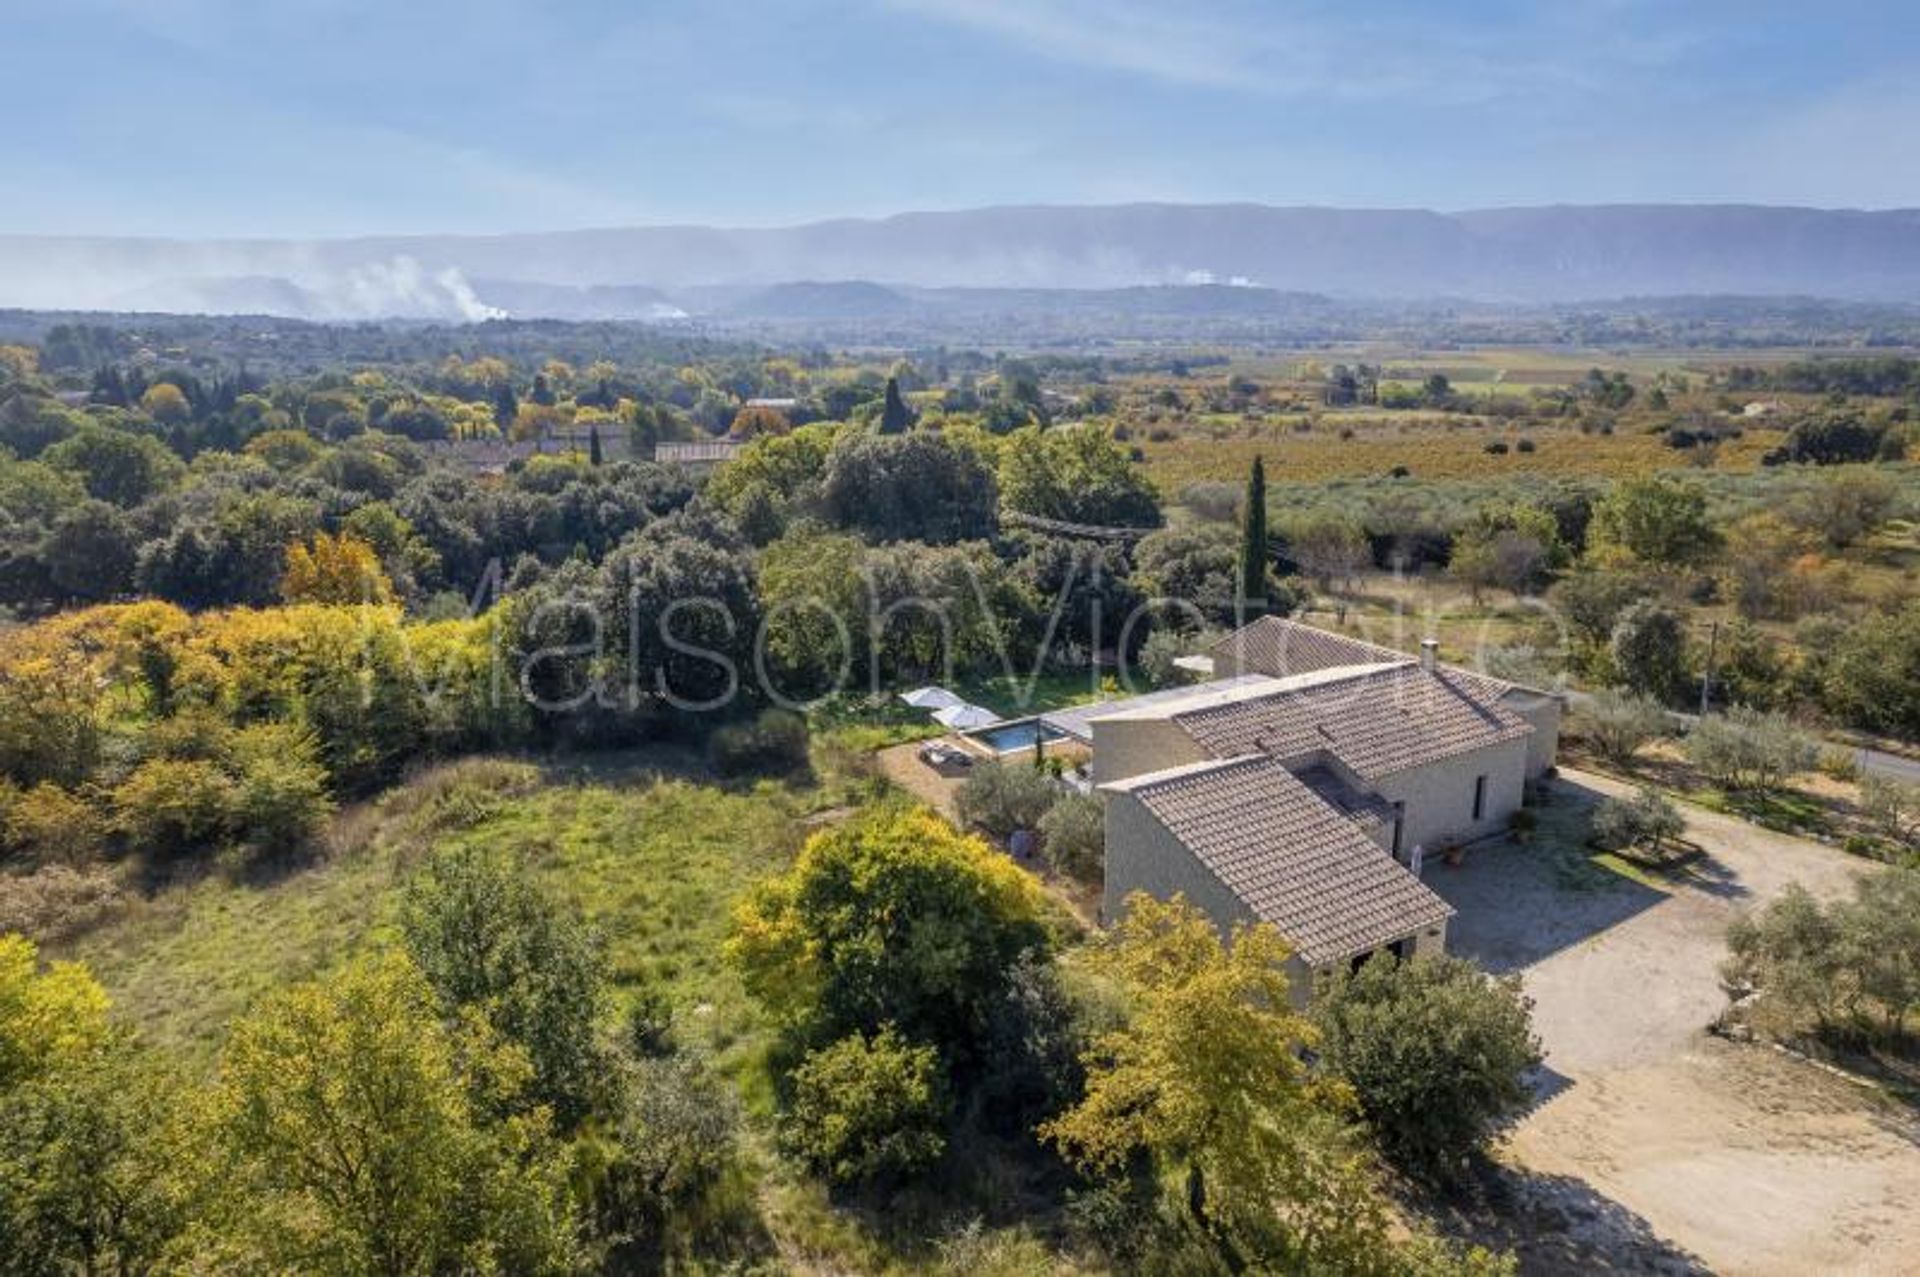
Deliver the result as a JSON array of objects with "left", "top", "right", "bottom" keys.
[{"left": 1096, "top": 617, "right": 1561, "bottom": 1001}]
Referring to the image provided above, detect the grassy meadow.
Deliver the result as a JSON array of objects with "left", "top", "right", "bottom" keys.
[{"left": 49, "top": 756, "right": 840, "bottom": 1073}]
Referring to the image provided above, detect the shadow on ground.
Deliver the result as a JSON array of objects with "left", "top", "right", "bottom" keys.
[
  {"left": 1427, "top": 1167, "right": 1711, "bottom": 1276},
  {"left": 1429, "top": 777, "right": 1673, "bottom": 975}
]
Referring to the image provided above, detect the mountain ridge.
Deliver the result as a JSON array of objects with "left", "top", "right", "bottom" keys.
[{"left": 8, "top": 202, "right": 1920, "bottom": 318}]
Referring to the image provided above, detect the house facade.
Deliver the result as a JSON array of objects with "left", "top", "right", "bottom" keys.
[{"left": 1095, "top": 617, "right": 1561, "bottom": 1001}]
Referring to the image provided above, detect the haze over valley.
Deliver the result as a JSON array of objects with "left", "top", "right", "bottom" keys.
[{"left": 10, "top": 202, "right": 1920, "bottom": 321}]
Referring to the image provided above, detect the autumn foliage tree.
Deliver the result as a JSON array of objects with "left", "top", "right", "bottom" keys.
[
  {"left": 280, "top": 532, "right": 395, "bottom": 605},
  {"left": 1042, "top": 894, "right": 1382, "bottom": 1270},
  {"left": 0, "top": 937, "right": 197, "bottom": 1271},
  {"left": 728, "top": 404, "right": 792, "bottom": 440}
]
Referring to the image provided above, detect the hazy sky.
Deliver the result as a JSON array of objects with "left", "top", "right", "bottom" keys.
[{"left": 7, "top": 0, "right": 1919, "bottom": 236}]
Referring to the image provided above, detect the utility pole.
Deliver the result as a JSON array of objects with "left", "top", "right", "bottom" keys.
[{"left": 1699, "top": 620, "right": 1720, "bottom": 718}]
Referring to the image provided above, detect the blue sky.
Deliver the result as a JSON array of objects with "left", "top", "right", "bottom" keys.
[{"left": 6, "top": 0, "right": 1919, "bottom": 236}]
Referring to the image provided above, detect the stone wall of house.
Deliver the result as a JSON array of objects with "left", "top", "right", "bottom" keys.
[
  {"left": 1103, "top": 791, "right": 1253, "bottom": 932},
  {"left": 1103, "top": 790, "right": 1317, "bottom": 1003},
  {"left": 1503, "top": 689, "right": 1563, "bottom": 777},
  {"left": 1371, "top": 734, "right": 1530, "bottom": 855},
  {"left": 1089, "top": 716, "right": 1209, "bottom": 786}
]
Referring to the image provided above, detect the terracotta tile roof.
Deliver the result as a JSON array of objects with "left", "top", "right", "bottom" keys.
[
  {"left": 1210, "top": 616, "right": 1411, "bottom": 677},
  {"left": 1210, "top": 617, "right": 1526, "bottom": 698},
  {"left": 1292, "top": 761, "right": 1398, "bottom": 830},
  {"left": 1118, "top": 756, "right": 1453, "bottom": 964},
  {"left": 1173, "top": 662, "right": 1532, "bottom": 780}
]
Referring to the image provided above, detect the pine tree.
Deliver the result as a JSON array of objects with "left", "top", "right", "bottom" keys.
[
  {"left": 1238, "top": 455, "right": 1268, "bottom": 623},
  {"left": 879, "top": 377, "right": 912, "bottom": 434},
  {"left": 492, "top": 383, "right": 518, "bottom": 430},
  {"left": 588, "top": 425, "right": 604, "bottom": 466}
]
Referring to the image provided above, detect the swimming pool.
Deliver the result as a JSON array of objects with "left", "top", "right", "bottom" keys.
[{"left": 969, "top": 719, "right": 1069, "bottom": 754}]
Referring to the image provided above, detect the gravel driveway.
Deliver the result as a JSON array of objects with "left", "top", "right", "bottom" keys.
[{"left": 1429, "top": 767, "right": 1920, "bottom": 1276}]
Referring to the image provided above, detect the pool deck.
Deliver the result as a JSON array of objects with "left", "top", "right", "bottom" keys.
[{"left": 876, "top": 741, "right": 968, "bottom": 817}]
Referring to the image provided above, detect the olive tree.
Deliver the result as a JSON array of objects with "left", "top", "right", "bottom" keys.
[
  {"left": 1859, "top": 775, "right": 1920, "bottom": 853},
  {"left": 1686, "top": 707, "right": 1818, "bottom": 793},
  {"left": 1591, "top": 786, "right": 1686, "bottom": 858},
  {"left": 1038, "top": 792, "right": 1104, "bottom": 878},
  {"left": 1574, "top": 688, "right": 1668, "bottom": 767},
  {"left": 955, "top": 760, "right": 1059, "bottom": 838}
]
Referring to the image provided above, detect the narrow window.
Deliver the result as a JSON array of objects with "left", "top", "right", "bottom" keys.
[{"left": 1472, "top": 774, "right": 1488, "bottom": 821}]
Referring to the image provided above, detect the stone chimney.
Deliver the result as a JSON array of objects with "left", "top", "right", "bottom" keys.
[{"left": 1420, "top": 637, "right": 1439, "bottom": 671}]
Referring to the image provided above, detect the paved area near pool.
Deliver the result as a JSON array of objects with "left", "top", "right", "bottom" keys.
[{"left": 876, "top": 740, "right": 967, "bottom": 817}]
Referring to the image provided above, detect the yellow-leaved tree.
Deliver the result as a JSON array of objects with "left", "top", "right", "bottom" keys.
[
  {"left": 139, "top": 381, "right": 192, "bottom": 425},
  {"left": 280, "top": 531, "right": 395, "bottom": 605},
  {"left": 0, "top": 937, "right": 205, "bottom": 1271},
  {"left": 0, "top": 933, "right": 110, "bottom": 1089},
  {"left": 1040, "top": 894, "right": 1513, "bottom": 1276}
]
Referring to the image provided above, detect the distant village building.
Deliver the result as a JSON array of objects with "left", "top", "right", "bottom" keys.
[{"left": 653, "top": 439, "right": 742, "bottom": 470}]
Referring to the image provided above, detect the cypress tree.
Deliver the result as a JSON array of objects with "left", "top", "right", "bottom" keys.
[
  {"left": 588, "top": 424, "right": 604, "bottom": 466},
  {"left": 1238, "top": 455, "right": 1268, "bottom": 622},
  {"left": 879, "top": 376, "right": 912, "bottom": 434}
]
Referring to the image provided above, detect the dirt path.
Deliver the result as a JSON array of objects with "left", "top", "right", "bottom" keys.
[{"left": 1433, "top": 769, "right": 1920, "bottom": 1275}]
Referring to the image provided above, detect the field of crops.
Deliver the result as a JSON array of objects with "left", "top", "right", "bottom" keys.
[{"left": 1139, "top": 420, "right": 1780, "bottom": 490}]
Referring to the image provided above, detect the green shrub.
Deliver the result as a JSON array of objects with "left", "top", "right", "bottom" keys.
[
  {"left": 1311, "top": 955, "right": 1540, "bottom": 1184},
  {"left": 111, "top": 758, "right": 230, "bottom": 856},
  {"left": 783, "top": 1026, "right": 948, "bottom": 1188},
  {"left": 1037, "top": 793, "right": 1104, "bottom": 878},
  {"left": 401, "top": 844, "right": 608, "bottom": 1127},
  {"left": 591, "top": 1052, "right": 746, "bottom": 1268},
  {"left": 2, "top": 782, "right": 109, "bottom": 866},
  {"left": 227, "top": 723, "right": 333, "bottom": 849},
  {"left": 955, "top": 761, "right": 1057, "bottom": 837},
  {"left": 709, "top": 708, "right": 810, "bottom": 777},
  {"left": 934, "top": 1220, "right": 1060, "bottom": 1277},
  {"left": 1608, "top": 600, "right": 1690, "bottom": 704},
  {"left": 1816, "top": 747, "right": 1861, "bottom": 783}
]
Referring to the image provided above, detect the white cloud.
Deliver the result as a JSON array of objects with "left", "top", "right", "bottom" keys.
[
  {"left": 876, "top": 0, "right": 1685, "bottom": 102},
  {"left": 880, "top": 0, "right": 1284, "bottom": 91}
]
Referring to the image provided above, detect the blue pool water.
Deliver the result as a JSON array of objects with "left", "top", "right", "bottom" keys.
[{"left": 971, "top": 720, "right": 1068, "bottom": 753}]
